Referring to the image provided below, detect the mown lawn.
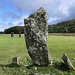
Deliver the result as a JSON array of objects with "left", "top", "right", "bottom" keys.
[{"left": 0, "top": 34, "right": 75, "bottom": 75}]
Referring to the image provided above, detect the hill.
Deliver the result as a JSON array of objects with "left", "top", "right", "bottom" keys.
[
  {"left": 48, "top": 19, "right": 75, "bottom": 33},
  {"left": 4, "top": 26, "right": 24, "bottom": 34},
  {"left": 0, "top": 32, "right": 4, "bottom": 34},
  {"left": 4, "top": 19, "right": 75, "bottom": 34}
]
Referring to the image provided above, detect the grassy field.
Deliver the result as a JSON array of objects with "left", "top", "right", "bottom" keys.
[{"left": 0, "top": 34, "right": 75, "bottom": 75}]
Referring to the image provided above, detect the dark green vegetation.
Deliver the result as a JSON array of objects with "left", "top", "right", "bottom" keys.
[
  {"left": 0, "top": 32, "right": 4, "bottom": 34},
  {"left": 48, "top": 19, "right": 75, "bottom": 33},
  {"left": 4, "top": 26, "right": 24, "bottom": 34},
  {"left": 0, "top": 34, "right": 75, "bottom": 75},
  {"left": 4, "top": 19, "right": 75, "bottom": 34}
]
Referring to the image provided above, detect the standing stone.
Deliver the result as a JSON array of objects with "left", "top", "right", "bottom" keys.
[
  {"left": 19, "top": 32, "right": 21, "bottom": 37},
  {"left": 62, "top": 54, "right": 75, "bottom": 70},
  {"left": 11, "top": 32, "right": 14, "bottom": 37},
  {"left": 24, "top": 7, "right": 52, "bottom": 66}
]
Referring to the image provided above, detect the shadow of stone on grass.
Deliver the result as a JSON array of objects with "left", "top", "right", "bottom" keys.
[
  {"left": 25, "top": 64, "right": 49, "bottom": 69},
  {"left": 0, "top": 63, "right": 20, "bottom": 68},
  {"left": 54, "top": 62, "right": 69, "bottom": 71}
]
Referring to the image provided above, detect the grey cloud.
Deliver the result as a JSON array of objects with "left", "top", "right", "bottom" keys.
[
  {"left": 54, "top": 2, "right": 75, "bottom": 24},
  {"left": 68, "top": 2, "right": 75, "bottom": 19},
  {"left": 7, "top": 0, "right": 54, "bottom": 12},
  {"left": 68, "top": 2, "right": 75, "bottom": 12},
  {"left": 6, "top": 0, "right": 67, "bottom": 21},
  {"left": 48, "top": 1, "right": 75, "bottom": 24}
]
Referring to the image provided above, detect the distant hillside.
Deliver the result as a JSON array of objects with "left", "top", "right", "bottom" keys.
[
  {"left": 48, "top": 19, "right": 75, "bottom": 33},
  {"left": 4, "top": 19, "right": 75, "bottom": 34},
  {"left": 0, "top": 32, "right": 4, "bottom": 34},
  {"left": 4, "top": 26, "right": 24, "bottom": 34}
]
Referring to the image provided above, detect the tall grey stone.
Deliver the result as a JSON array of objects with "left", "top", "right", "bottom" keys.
[
  {"left": 11, "top": 32, "right": 14, "bottom": 37},
  {"left": 24, "top": 7, "right": 52, "bottom": 66}
]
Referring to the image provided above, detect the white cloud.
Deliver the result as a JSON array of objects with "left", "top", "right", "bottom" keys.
[
  {"left": 48, "top": 17, "right": 60, "bottom": 24},
  {"left": 0, "top": 15, "right": 28, "bottom": 31},
  {"left": 59, "top": 0, "right": 75, "bottom": 15},
  {"left": 0, "top": 28, "right": 4, "bottom": 31}
]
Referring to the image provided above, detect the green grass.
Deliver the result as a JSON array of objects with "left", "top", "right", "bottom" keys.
[{"left": 0, "top": 34, "right": 75, "bottom": 75}]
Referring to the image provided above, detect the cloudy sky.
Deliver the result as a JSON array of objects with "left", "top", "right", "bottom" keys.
[{"left": 0, "top": 0, "right": 75, "bottom": 31}]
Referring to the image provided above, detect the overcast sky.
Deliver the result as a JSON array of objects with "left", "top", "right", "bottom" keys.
[{"left": 0, "top": 0, "right": 75, "bottom": 31}]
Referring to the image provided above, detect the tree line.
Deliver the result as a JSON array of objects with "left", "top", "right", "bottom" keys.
[
  {"left": 4, "top": 19, "right": 75, "bottom": 34},
  {"left": 0, "top": 32, "right": 4, "bottom": 34},
  {"left": 4, "top": 26, "right": 24, "bottom": 34},
  {"left": 48, "top": 19, "right": 75, "bottom": 33}
]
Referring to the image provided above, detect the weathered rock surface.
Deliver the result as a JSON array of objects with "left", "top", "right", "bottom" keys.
[
  {"left": 62, "top": 54, "right": 75, "bottom": 70},
  {"left": 11, "top": 32, "right": 14, "bottom": 37},
  {"left": 24, "top": 7, "right": 52, "bottom": 66},
  {"left": 12, "top": 56, "right": 22, "bottom": 64},
  {"left": 32, "top": 67, "right": 37, "bottom": 71},
  {"left": 19, "top": 32, "right": 21, "bottom": 37}
]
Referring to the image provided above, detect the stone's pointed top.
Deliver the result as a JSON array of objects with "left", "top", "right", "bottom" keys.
[
  {"left": 37, "top": 7, "right": 45, "bottom": 11},
  {"left": 29, "top": 7, "right": 47, "bottom": 19},
  {"left": 37, "top": 7, "right": 46, "bottom": 13},
  {"left": 39, "top": 7, "right": 44, "bottom": 9}
]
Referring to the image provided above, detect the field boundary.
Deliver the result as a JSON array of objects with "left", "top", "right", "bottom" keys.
[{"left": 48, "top": 33, "right": 75, "bottom": 36}]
